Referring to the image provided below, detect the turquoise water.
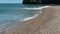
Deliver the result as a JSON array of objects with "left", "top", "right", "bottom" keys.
[{"left": 0, "top": 4, "right": 45, "bottom": 31}]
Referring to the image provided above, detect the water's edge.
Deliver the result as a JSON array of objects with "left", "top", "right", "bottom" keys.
[{"left": 0, "top": 6, "right": 51, "bottom": 33}]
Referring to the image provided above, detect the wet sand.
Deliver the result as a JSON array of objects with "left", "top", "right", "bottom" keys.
[{"left": 1, "top": 6, "right": 60, "bottom": 34}]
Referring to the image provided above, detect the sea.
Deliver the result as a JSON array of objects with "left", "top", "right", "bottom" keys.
[{"left": 0, "top": 3, "right": 46, "bottom": 31}]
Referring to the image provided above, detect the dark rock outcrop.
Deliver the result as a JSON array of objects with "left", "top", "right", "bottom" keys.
[
  {"left": 23, "top": 0, "right": 41, "bottom": 4},
  {"left": 23, "top": 0, "right": 60, "bottom": 4},
  {"left": 42, "top": 0, "right": 60, "bottom": 4}
]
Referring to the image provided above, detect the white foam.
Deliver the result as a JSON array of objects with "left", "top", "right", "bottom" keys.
[
  {"left": 22, "top": 6, "right": 51, "bottom": 10},
  {"left": 23, "top": 14, "right": 39, "bottom": 21},
  {"left": 20, "top": 11, "right": 43, "bottom": 21},
  {"left": 21, "top": 6, "right": 51, "bottom": 21}
]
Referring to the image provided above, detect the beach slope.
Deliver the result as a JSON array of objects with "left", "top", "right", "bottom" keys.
[{"left": 4, "top": 6, "right": 60, "bottom": 34}]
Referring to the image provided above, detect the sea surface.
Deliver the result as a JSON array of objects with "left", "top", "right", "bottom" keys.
[{"left": 0, "top": 4, "right": 46, "bottom": 31}]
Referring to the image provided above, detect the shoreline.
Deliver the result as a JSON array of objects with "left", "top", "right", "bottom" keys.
[
  {"left": 0, "top": 6, "right": 51, "bottom": 34},
  {"left": 22, "top": 6, "right": 51, "bottom": 10},
  {"left": 21, "top": 6, "right": 51, "bottom": 21}
]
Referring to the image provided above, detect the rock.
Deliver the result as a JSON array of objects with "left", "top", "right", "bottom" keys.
[
  {"left": 23, "top": 0, "right": 41, "bottom": 4},
  {"left": 23, "top": 0, "right": 60, "bottom": 4},
  {"left": 42, "top": 0, "right": 60, "bottom": 4}
]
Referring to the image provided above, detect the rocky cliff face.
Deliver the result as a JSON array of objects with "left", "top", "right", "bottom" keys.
[
  {"left": 23, "top": 0, "right": 60, "bottom": 4},
  {"left": 42, "top": 0, "right": 60, "bottom": 4},
  {"left": 23, "top": 0, "right": 41, "bottom": 4}
]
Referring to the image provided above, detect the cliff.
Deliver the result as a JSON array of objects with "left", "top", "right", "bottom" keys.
[
  {"left": 23, "top": 0, "right": 41, "bottom": 4},
  {"left": 42, "top": 0, "right": 60, "bottom": 4},
  {"left": 23, "top": 0, "right": 60, "bottom": 4}
]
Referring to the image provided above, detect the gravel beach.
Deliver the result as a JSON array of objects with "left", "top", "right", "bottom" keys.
[{"left": 1, "top": 6, "right": 60, "bottom": 34}]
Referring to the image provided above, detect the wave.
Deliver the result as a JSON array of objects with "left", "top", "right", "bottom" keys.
[
  {"left": 20, "top": 11, "right": 43, "bottom": 21},
  {"left": 22, "top": 6, "right": 51, "bottom": 10}
]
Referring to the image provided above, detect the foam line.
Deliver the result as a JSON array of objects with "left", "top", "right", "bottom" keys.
[
  {"left": 21, "top": 6, "right": 51, "bottom": 21},
  {"left": 21, "top": 11, "right": 43, "bottom": 21},
  {"left": 22, "top": 6, "right": 51, "bottom": 10}
]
